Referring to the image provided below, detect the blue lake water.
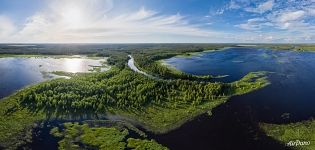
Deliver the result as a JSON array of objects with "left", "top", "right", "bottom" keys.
[
  {"left": 152, "top": 48, "right": 315, "bottom": 150},
  {"left": 164, "top": 48, "right": 315, "bottom": 122},
  {"left": 0, "top": 56, "right": 108, "bottom": 99},
  {"left": 165, "top": 48, "right": 315, "bottom": 83},
  {"left": 3, "top": 48, "right": 315, "bottom": 150}
]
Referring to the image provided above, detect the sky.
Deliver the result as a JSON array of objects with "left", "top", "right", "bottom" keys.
[{"left": 0, "top": 0, "right": 314, "bottom": 43}]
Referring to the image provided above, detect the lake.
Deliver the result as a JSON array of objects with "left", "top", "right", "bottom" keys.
[
  {"left": 151, "top": 48, "right": 315, "bottom": 149},
  {"left": 0, "top": 56, "right": 108, "bottom": 99},
  {"left": 3, "top": 48, "right": 315, "bottom": 150}
]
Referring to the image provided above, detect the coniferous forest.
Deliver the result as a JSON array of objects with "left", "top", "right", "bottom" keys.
[{"left": 0, "top": 44, "right": 271, "bottom": 149}]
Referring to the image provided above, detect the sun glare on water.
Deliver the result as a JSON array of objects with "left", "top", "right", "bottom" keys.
[{"left": 63, "top": 58, "right": 83, "bottom": 73}]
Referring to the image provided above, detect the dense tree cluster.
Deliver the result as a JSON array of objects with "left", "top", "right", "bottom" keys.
[
  {"left": 19, "top": 67, "right": 228, "bottom": 118},
  {"left": 131, "top": 46, "right": 224, "bottom": 80},
  {"left": 0, "top": 43, "right": 230, "bottom": 55}
]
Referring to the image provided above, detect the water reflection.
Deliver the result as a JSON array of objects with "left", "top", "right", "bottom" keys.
[
  {"left": 0, "top": 56, "right": 108, "bottom": 99},
  {"left": 64, "top": 58, "right": 83, "bottom": 73}
]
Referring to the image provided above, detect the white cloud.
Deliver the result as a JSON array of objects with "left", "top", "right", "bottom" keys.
[
  {"left": 237, "top": 18, "right": 264, "bottom": 30},
  {"left": 236, "top": 18, "right": 272, "bottom": 30},
  {"left": 0, "top": 16, "right": 16, "bottom": 40},
  {"left": 257, "top": 0, "right": 274, "bottom": 12},
  {"left": 236, "top": 0, "right": 315, "bottom": 35},
  {"left": 266, "top": 9, "right": 315, "bottom": 31},
  {"left": 222, "top": 0, "right": 315, "bottom": 42},
  {"left": 233, "top": 0, "right": 315, "bottom": 43},
  {"left": 2, "top": 0, "right": 315, "bottom": 43},
  {"left": 228, "top": 0, "right": 241, "bottom": 9},
  {"left": 216, "top": 8, "right": 225, "bottom": 15},
  {"left": 3, "top": 0, "right": 222, "bottom": 43},
  {"left": 278, "top": 10, "right": 305, "bottom": 23},
  {"left": 245, "top": 0, "right": 274, "bottom": 13},
  {"left": 307, "top": 8, "right": 315, "bottom": 16},
  {"left": 228, "top": 31, "right": 314, "bottom": 43}
]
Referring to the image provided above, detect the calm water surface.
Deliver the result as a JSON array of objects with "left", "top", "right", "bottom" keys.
[
  {"left": 5, "top": 48, "right": 315, "bottom": 150},
  {"left": 152, "top": 48, "right": 315, "bottom": 150},
  {"left": 0, "top": 56, "right": 107, "bottom": 99}
]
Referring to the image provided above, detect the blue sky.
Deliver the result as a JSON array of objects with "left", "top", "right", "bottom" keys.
[{"left": 0, "top": 0, "right": 314, "bottom": 43}]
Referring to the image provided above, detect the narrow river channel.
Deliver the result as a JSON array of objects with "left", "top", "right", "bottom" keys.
[{"left": 127, "top": 55, "right": 158, "bottom": 79}]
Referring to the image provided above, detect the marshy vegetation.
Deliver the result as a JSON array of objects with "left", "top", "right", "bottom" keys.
[
  {"left": 50, "top": 122, "right": 168, "bottom": 150},
  {"left": 261, "top": 120, "right": 315, "bottom": 150}
]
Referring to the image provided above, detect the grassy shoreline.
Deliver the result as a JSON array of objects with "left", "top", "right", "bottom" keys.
[
  {"left": 157, "top": 59, "right": 229, "bottom": 81},
  {"left": 234, "top": 44, "right": 315, "bottom": 52},
  {"left": 112, "top": 97, "right": 228, "bottom": 134},
  {"left": 175, "top": 47, "right": 231, "bottom": 58},
  {"left": 131, "top": 46, "right": 248, "bottom": 82},
  {"left": 50, "top": 122, "right": 168, "bottom": 150},
  {"left": 260, "top": 120, "right": 315, "bottom": 150}
]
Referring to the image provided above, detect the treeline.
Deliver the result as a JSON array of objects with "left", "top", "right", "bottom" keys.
[
  {"left": 131, "top": 45, "right": 224, "bottom": 80},
  {"left": 19, "top": 67, "right": 228, "bottom": 118},
  {"left": 95, "top": 50, "right": 129, "bottom": 68},
  {"left": 0, "top": 43, "right": 231, "bottom": 55}
]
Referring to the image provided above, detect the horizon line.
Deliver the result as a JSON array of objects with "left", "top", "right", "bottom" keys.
[{"left": 1, "top": 42, "right": 315, "bottom": 45}]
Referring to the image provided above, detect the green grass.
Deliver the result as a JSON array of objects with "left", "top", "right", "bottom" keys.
[
  {"left": 51, "top": 122, "right": 168, "bottom": 150},
  {"left": 113, "top": 97, "right": 228, "bottom": 133},
  {"left": 83, "top": 120, "right": 147, "bottom": 138},
  {"left": 50, "top": 71, "right": 80, "bottom": 77},
  {"left": 175, "top": 48, "right": 224, "bottom": 58},
  {"left": 0, "top": 90, "right": 45, "bottom": 149},
  {"left": 157, "top": 60, "right": 220, "bottom": 80},
  {"left": 230, "top": 71, "right": 271, "bottom": 95},
  {"left": 294, "top": 45, "right": 315, "bottom": 51},
  {"left": 110, "top": 71, "right": 270, "bottom": 133},
  {"left": 51, "top": 123, "right": 128, "bottom": 150},
  {"left": 0, "top": 54, "right": 45, "bottom": 58},
  {"left": 127, "top": 138, "right": 168, "bottom": 150},
  {"left": 255, "top": 44, "right": 315, "bottom": 52},
  {"left": 260, "top": 120, "right": 315, "bottom": 150}
]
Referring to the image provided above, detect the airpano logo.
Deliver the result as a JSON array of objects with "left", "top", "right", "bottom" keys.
[{"left": 286, "top": 140, "right": 310, "bottom": 147}]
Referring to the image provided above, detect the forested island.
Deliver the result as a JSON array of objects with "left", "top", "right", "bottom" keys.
[{"left": 0, "top": 44, "right": 315, "bottom": 149}]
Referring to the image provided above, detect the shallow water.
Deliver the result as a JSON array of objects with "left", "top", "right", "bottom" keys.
[
  {"left": 153, "top": 48, "right": 315, "bottom": 149},
  {"left": 0, "top": 56, "right": 107, "bottom": 99}
]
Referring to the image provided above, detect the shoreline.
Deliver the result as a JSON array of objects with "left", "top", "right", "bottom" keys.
[{"left": 0, "top": 47, "right": 276, "bottom": 148}]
